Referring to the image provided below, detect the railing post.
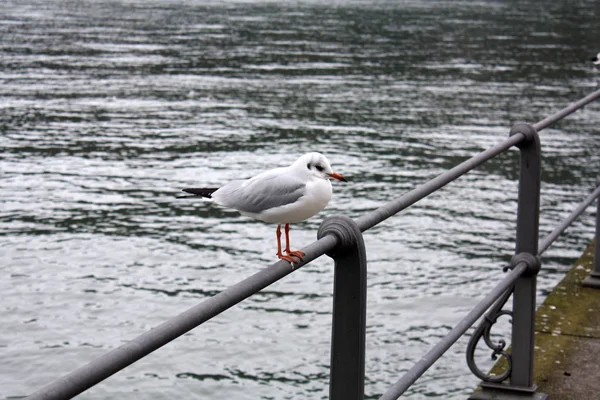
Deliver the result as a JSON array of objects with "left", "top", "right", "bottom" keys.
[
  {"left": 317, "top": 216, "right": 367, "bottom": 400},
  {"left": 508, "top": 123, "right": 542, "bottom": 392},
  {"left": 472, "top": 123, "right": 547, "bottom": 400},
  {"left": 583, "top": 176, "right": 600, "bottom": 288}
]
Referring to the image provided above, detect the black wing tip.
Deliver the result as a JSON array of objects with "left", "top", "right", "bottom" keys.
[{"left": 179, "top": 188, "right": 218, "bottom": 199}]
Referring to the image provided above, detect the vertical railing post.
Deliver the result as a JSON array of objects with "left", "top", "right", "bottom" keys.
[
  {"left": 473, "top": 123, "right": 547, "bottom": 400},
  {"left": 317, "top": 216, "right": 367, "bottom": 400},
  {"left": 508, "top": 123, "right": 542, "bottom": 391},
  {"left": 583, "top": 176, "right": 600, "bottom": 288}
]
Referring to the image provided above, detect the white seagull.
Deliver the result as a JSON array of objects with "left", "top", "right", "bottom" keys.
[
  {"left": 592, "top": 52, "right": 600, "bottom": 65},
  {"left": 179, "top": 152, "right": 347, "bottom": 263}
]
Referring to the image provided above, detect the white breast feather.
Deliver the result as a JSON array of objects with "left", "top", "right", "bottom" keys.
[{"left": 254, "top": 178, "right": 332, "bottom": 224}]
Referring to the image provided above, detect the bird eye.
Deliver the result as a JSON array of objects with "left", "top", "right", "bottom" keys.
[
  {"left": 316, "top": 165, "right": 324, "bottom": 172},
  {"left": 307, "top": 163, "right": 311, "bottom": 169}
]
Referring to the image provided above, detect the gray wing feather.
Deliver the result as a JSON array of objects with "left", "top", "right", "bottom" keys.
[{"left": 212, "top": 170, "right": 306, "bottom": 214}]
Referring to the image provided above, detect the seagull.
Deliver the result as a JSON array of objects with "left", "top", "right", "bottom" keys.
[
  {"left": 592, "top": 52, "right": 600, "bottom": 65},
  {"left": 179, "top": 152, "right": 347, "bottom": 264}
]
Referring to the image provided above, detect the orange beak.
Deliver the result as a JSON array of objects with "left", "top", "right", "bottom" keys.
[{"left": 328, "top": 172, "right": 348, "bottom": 182}]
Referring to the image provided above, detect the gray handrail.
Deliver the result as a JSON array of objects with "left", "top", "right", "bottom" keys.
[{"left": 25, "top": 87, "right": 600, "bottom": 400}]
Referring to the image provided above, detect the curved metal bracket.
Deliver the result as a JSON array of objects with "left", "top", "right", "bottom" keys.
[{"left": 466, "top": 288, "right": 514, "bottom": 383}]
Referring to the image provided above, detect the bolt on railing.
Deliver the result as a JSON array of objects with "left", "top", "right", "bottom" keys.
[{"left": 25, "top": 87, "right": 600, "bottom": 400}]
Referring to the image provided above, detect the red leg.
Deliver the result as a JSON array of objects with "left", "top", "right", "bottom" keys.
[
  {"left": 284, "top": 223, "right": 305, "bottom": 261},
  {"left": 276, "top": 224, "right": 297, "bottom": 263}
]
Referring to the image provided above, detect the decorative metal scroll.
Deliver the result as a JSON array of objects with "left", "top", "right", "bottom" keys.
[{"left": 466, "top": 286, "right": 514, "bottom": 383}]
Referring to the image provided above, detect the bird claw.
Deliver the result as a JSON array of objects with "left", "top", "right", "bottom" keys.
[
  {"left": 285, "top": 250, "right": 305, "bottom": 260},
  {"left": 277, "top": 251, "right": 304, "bottom": 269}
]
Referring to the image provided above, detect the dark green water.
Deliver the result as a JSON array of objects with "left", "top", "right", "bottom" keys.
[{"left": 1, "top": 0, "right": 600, "bottom": 399}]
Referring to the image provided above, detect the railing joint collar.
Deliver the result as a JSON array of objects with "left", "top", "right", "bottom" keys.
[
  {"left": 509, "top": 122, "right": 537, "bottom": 147},
  {"left": 509, "top": 253, "right": 541, "bottom": 276},
  {"left": 317, "top": 215, "right": 363, "bottom": 258}
]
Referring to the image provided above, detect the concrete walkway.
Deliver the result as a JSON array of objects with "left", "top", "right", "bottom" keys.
[{"left": 533, "top": 240, "right": 600, "bottom": 399}]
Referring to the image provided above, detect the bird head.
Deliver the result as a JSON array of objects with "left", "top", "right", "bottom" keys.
[{"left": 294, "top": 152, "right": 347, "bottom": 182}]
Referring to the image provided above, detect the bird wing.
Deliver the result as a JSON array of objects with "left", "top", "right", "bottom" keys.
[{"left": 212, "top": 168, "right": 306, "bottom": 214}]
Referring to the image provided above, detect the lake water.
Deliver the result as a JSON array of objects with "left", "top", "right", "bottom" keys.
[{"left": 2, "top": 0, "right": 600, "bottom": 399}]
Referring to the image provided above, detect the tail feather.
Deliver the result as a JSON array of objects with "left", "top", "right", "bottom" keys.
[{"left": 178, "top": 187, "right": 218, "bottom": 199}]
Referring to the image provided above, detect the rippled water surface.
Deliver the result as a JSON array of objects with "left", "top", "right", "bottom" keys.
[{"left": 2, "top": 0, "right": 600, "bottom": 399}]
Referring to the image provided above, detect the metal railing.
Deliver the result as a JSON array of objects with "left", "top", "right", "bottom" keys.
[{"left": 26, "top": 88, "right": 600, "bottom": 400}]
